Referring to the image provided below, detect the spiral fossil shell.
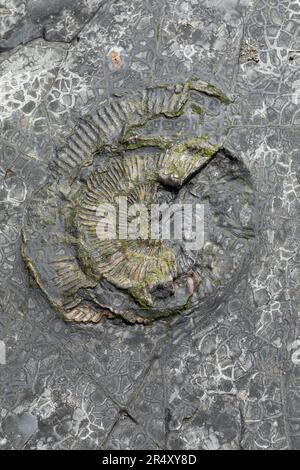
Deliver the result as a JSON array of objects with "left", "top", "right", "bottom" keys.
[
  {"left": 21, "top": 79, "right": 256, "bottom": 324},
  {"left": 76, "top": 155, "right": 177, "bottom": 307}
]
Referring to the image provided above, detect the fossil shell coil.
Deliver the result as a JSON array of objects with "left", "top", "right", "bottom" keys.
[
  {"left": 22, "top": 80, "right": 256, "bottom": 324},
  {"left": 76, "top": 155, "right": 177, "bottom": 306}
]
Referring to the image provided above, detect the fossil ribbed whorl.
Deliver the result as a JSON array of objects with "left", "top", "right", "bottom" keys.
[
  {"left": 22, "top": 79, "right": 257, "bottom": 324},
  {"left": 76, "top": 155, "right": 177, "bottom": 307}
]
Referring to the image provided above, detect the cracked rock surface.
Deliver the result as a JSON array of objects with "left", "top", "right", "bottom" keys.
[{"left": 0, "top": 0, "right": 300, "bottom": 450}]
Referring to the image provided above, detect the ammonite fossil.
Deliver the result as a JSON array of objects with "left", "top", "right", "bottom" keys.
[{"left": 22, "top": 79, "right": 257, "bottom": 324}]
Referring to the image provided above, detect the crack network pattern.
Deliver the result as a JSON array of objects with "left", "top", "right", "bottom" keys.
[{"left": 0, "top": 0, "right": 299, "bottom": 451}]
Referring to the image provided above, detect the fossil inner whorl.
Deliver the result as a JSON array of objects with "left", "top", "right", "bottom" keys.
[
  {"left": 75, "top": 155, "right": 177, "bottom": 307},
  {"left": 22, "top": 79, "right": 256, "bottom": 325},
  {"left": 75, "top": 137, "right": 218, "bottom": 308}
]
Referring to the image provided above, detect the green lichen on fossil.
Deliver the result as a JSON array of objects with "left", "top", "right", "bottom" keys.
[
  {"left": 191, "top": 104, "right": 205, "bottom": 115},
  {"left": 75, "top": 154, "right": 178, "bottom": 308},
  {"left": 187, "top": 79, "right": 232, "bottom": 104},
  {"left": 73, "top": 130, "right": 220, "bottom": 308}
]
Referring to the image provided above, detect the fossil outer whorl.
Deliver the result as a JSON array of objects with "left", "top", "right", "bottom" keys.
[{"left": 21, "top": 80, "right": 257, "bottom": 324}]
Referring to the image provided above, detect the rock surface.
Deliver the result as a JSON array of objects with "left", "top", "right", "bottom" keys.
[{"left": 0, "top": 0, "right": 300, "bottom": 450}]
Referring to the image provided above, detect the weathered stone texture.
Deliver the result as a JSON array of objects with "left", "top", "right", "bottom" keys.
[{"left": 0, "top": 0, "right": 299, "bottom": 450}]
